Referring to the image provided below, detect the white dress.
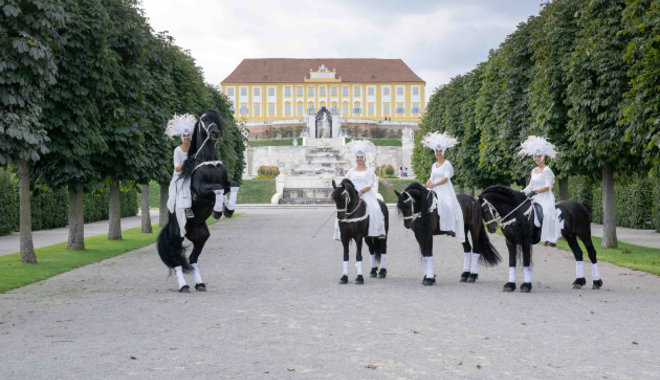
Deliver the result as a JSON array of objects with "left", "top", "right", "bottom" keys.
[
  {"left": 167, "top": 146, "right": 192, "bottom": 213},
  {"left": 523, "top": 166, "right": 561, "bottom": 243},
  {"left": 346, "top": 168, "right": 386, "bottom": 237},
  {"left": 430, "top": 160, "right": 465, "bottom": 239}
]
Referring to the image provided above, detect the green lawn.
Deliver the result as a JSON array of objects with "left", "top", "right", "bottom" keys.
[
  {"left": 237, "top": 178, "right": 275, "bottom": 204},
  {"left": 0, "top": 213, "right": 243, "bottom": 293},
  {"left": 378, "top": 178, "right": 418, "bottom": 203}
]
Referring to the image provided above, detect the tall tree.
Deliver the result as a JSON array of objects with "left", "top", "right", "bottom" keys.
[
  {"left": 0, "top": 0, "right": 68, "bottom": 262},
  {"left": 621, "top": 0, "right": 660, "bottom": 175},
  {"left": 34, "top": 0, "right": 116, "bottom": 249},
  {"left": 567, "top": 0, "right": 638, "bottom": 248}
]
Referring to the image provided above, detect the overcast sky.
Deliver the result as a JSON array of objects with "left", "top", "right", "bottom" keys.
[{"left": 139, "top": 0, "right": 544, "bottom": 102}]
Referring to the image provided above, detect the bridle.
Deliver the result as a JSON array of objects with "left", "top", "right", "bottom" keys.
[
  {"left": 400, "top": 190, "right": 437, "bottom": 223},
  {"left": 481, "top": 195, "right": 534, "bottom": 229},
  {"left": 335, "top": 188, "right": 368, "bottom": 223},
  {"left": 191, "top": 113, "right": 223, "bottom": 174}
]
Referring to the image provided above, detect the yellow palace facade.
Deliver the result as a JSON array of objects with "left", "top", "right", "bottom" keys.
[{"left": 220, "top": 58, "right": 425, "bottom": 125}]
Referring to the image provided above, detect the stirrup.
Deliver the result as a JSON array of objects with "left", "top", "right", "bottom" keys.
[{"left": 185, "top": 208, "right": 195, "bottom": 218}]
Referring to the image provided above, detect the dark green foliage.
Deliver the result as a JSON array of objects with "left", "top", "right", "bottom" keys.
[
  {"left": 0, "top": 0, "right": 68, "bottom": 164},
  {"left": 0, "top": 169, "right": 19, "bottom": 235},
  {"left": 375, "top": 165, "right": 396, "bottom": 179},
  {"left": 31, "top": 187, "right": 68, "bottom": 230},
  {"left": 621, "top": 0, "right": 660, "bottom": 175},
  {"left": 345, "top": 138, "right": 401, "bottom": 147},
  {"left": 653, "top": 179, "right": 660, "bottom": 231},
  {"left": 206, "top": 85, "right": 246, "bottom": 184},
  {"left": 566, "top": 176, "right": 594, "bottom": 213},
  {"left": 249, "top": 139, "right": 300, "bottom": 147}
]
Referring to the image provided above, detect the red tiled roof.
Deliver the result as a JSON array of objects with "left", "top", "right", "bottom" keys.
[{"left": 221, "top": 58, "right": 425, "bottom": 84}]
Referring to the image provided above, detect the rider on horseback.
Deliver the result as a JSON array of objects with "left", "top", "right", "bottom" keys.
[{"left": 165, "top": 114, "right": 196, "bottom": 237}]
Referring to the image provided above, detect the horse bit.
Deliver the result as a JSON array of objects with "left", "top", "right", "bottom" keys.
[
  {"left": 336, "top": 189, "right": 368, "bottom": 223},
  {"left": 481, "top": 196, "right": 533, "bottom": 229},
  {"left": 401, "top": 191, "right": 437, "bottom": 223}
]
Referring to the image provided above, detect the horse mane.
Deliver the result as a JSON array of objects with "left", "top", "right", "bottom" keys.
[
  {"left": 400, "top": 182, "right": 432, "bottom": 241},
  {"left": 480, "top": 185, "right": 526, "bottom": 203}
]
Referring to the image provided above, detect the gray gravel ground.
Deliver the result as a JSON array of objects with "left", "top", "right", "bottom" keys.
[{"left": 1, "top": 207, "right": 659, "bottom": 379}]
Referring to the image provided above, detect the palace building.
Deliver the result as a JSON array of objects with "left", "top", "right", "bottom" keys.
[{"left": 220, "top": 58, "right": 425, "bottom": 138}]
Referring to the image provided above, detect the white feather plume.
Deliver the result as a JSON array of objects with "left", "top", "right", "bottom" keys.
[
  {"left": 346, "top": 139, "right": 375, "bottom": 157},
  {"left": 518, "top": 135, "right": 557, "bottom": 158},
  {"left": 164, "top": 114, "right": 197, "bottom": 138},
  {"left": 421, "top": 131, "right": 458, "bottom": 153}
]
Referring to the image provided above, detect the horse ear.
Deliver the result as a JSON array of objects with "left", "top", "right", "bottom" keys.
[
  {"left": 332, "top": 180, "right": 337, "bottom": 189},
  {"left": 394, "top": 190, "right": 400, "bottom": 197}
]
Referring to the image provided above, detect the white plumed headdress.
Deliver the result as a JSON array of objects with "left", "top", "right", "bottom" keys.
[
  {"left": 347, "top": 139, "right": 374, "bottom": 157},
  {"left": 421, "top": 131, "right": 458, "bottom": 153},
  {"left": 518, "top": 135, "right": 557, "bottom": 159},
  {"left": 164, "top": 114, "right": 197, "bottom": 138}
]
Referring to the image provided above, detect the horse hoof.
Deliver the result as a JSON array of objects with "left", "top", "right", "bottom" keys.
[
  {"left": 212, "top": 211, "right": 222, "bottom": 220},
  {"left": 370, "top": 268, "right": 378, "bottom": 278},
  {"left": 178, "top": 285, "right": 190, "bottom": 293},
  {"left": 338, "top": 275, "right": 348, "bottom": 284},
  {"left": 572, "top": 278, "right": 586, "bottom": 289},
  {"left": 195, "top": 283, "right": 206, "bottom": 292},
  {"left": 378, "top": 268, "right": 387, "bottom": 279},
  {"left": 422, "top": 276, "right": 436, "bottom": 286},
  {"left": 466, "top": 273, "right": 478, "bottom": 283},
  {"left": 503, "top": 282, "right": 516, "bottom": 292},
  {"left": 355, "top": 275, "right": 364, "bottom": 285},
  {"left": 520, "top": 282, "right": 532, "bottom": 293},
  {"left": 459, "top": 271, "right": 470, "bottom": 282},
  {"left": 592, "top": 279, "right": 603, "bottom": 289}
]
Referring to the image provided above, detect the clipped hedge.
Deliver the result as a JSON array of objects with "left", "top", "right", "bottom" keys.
[
  {"left": 248, "top": 138, "right": 302, "bottom": 147},
  {"left": 375, "top": 164, "right": 396, "bottom": 178},
  {"left": 344, "top": 138, "right": 402, "bottom": 147},
  {"left": 0, "top": 176, "right": 139, "bottom": 236}
]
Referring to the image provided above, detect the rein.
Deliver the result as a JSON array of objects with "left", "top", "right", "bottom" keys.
[
  {"left": 193, "top": 112, "right": 218, "bottom": 161},
  {"left": 336, "top": 188, "right": 368, "bottom": 223},
  {"left": 401, "top": 190, "right": 437, "bottom": 222},
  {"left": 481, "top": 195, "right": 533, "bottom": 229}
]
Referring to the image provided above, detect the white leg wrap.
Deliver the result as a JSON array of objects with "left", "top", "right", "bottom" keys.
[
  {"left": 192, "top": 263, "right": 202, "bottom": 284},
  {"left": 343, "top": 261, "right": 349, "bottom": 276},
  {"left": 508, "top": 267, "right": 516, "bottom": 283},
  {"left": 463, "top": 252, "right": 471, "bottom": 272},
  {"left": 379, "top": 254, "right": 386, "bottom": 269},
  {"left": 226, "top": 186, "right": 239, "bottom": 211},
  {"left": 425, "top": 257, "right": 434, "bottom": 279},
  {"left": 592, "top": 263, "right": 600, "bottom": 281},
  {"left": 213, "top": 190, "right": 225, "bottom": 212},
  {"left": 355, "top": 261, "right": 363, "bottom": 275},
  {"left": 523, "top": 266, "right": 531, "bottom": 283},
  {"left": 370, "top": 254, "right": 378, "bottom": 269},
  {"left": 576, "top": 261, "right": 584, "bottom": 278},
  {"left": 174, "top": 266, "right": 187, "bottom": 289},
  {"left": 470, "top": 253, "right": 480, "bottom": 274}
]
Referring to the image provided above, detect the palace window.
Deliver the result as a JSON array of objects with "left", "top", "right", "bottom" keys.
[
  {"left": 285, "top": 103, "right": 291, "bottom": 115},
  {"left": 368, "top": 103, "right": 374, "bottom": 115},
  {"left": 268, "top": 103, "right": 275, "bottom": 116},
  {"left": 285, "top": 86, "right": 292, "bottom": 96},
  {"left": 383, "top": 103, "right": 390, "bottom": 114},
  {"left": 331, "top": 105, "right": 338, "bottom": 113},
  {"left": 240, "top": 104, "right": 248, "bottom": 114},
  {"left": 297, "top": 103, "right": 303, "bottom": 115},
  {"left": 367, "top": 87, "right": 374, "bottom": 96},
  {"left": 240, "top": 87, "right": 247, "bottom": 96},
  {"left": 412, "top": 103, "right": 421, "bottom": 114},
  {"left": 268, "top": 87, "right": 275, "bottom": 96},
  {"left": 396, "top": 104, "right": 405, "bottom": 114},
  {"left": 354, "top": 86, "right": 361, "bottom": 97},
  {"left": 308, "top": 87, "right": 314, "bottom": 96},
  {"left": 308, "top": 105, "right": 315, "bottom": 114},
  {"left": 353, "top": 103, "right": 361, "bottom": 114},
  {"left": 320, "top": 86, "right": 326, "bottom": 96},
  {"left": 297, "top": 87, "right": 304, "bottom": 96},
  {"left": 343, "top": 87, "right": 349, "bottom": 96},
  {"left": 383, "top": 87, "right": 390, "bottom": 96},
  {"left": 396, "top": 87, "right": 404, "bottom": 96},
  {"left": 226, "top": 87, "right": 234, "bottom": 96},
  {"left": 343, "top": 104, "right": 349, "bottom": 114},
  {"left": 254, "top": 103, "right": 261, "bottom": 116},
  {"left": 253, "top": 87, "right": 260, "bottom": 96},
  {"left": 412, "top": 86, "right": 420, "bottom": 96},
  {"left": 331, "top": 87, "right": 337, "bottom": 96}
]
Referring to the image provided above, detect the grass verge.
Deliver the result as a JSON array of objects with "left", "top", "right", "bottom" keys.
[
  {"left": 0, "top": 213, "right": 243, "bottom": 293},
  {"left": 378, "top": 178, "right": 417, "bottom": 203},
  {"left": 237, "top": 178, "right": 275, "bottom": 204}
]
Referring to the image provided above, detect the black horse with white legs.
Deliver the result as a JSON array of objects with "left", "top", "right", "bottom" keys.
[
  {"left": 157, "top": 109, "right": 238, "bottom": 292},
  {"left": 479, "top": 185, "right": 603, "bottom": 292},
  {"left": 331, "top": 179, "right": 389, "bottom": 284},
  {"left": 395, "top": 183, "right": 500, "bottom": 286}
]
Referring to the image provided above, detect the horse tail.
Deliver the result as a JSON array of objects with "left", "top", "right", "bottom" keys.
[
  {"left": 474, "top": 198, "right": 501, "bottom": 266},
  {"left": 156, "top": 212, "right": 192, "bottom": 271}
]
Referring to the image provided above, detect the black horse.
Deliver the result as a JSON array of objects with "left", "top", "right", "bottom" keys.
[
  {"left": 331, "top": 179, "right": 389, "bottom": 284},
  {"left": 479, "top": 186, "right": 537, "bottom": 292},
  {"left": 395, "top": 183, "right": 500, "bottom": 286},
  {"left": 157, "top": 109, "right": 237, "bottom": 292}
]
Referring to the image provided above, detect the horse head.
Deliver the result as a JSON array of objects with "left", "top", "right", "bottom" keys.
[
  {"left": 395, "top": 182, "right": 430, "bottom": 230},
  {"left": 331, "top": 179, "right": 358, "bottom": 214},
  {"left": 197, "top": 109, "right": 222, "bottom": 145},
  {"left": 478, "top": 185, "right": 526, "bottom": 233}
]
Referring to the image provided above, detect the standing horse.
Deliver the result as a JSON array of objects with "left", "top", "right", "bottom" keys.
[
  {"left": 331, "top": 179, "right": 389, "bottom": 284},
  {"left": 157, "top": 109, "right": 238, "bottom": 292},
  {"left": 395, "top": 183, "right": 500, "bottom": 286},
  {"left": 479, "top": 186, "right": 537, "bottom": 292}
]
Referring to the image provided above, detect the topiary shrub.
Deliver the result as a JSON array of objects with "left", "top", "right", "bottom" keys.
[{"left": 375, "top": 164, "right": 397, "bottom": 178}]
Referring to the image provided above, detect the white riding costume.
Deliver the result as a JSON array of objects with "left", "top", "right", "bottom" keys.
[
  {"left": 523, "top": 165, "right": 561, "bottom": 244},
  {"left": 164, "top": 114, "right": 196, "bottom": 238}
]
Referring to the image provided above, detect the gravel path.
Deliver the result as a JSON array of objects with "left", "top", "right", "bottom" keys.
[{"left": 1, "top": 207, "right": 659, "bottom": 379}]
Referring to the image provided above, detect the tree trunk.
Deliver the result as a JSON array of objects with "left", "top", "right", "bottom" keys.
[
  {"left": 469, "top": 187, "right": 475, "bottom": 197},
  {"left": 558, "top": 177, "right": 569, "bottom": 201},
  {"left": 159, "top": 183, "right": 168, "bottom": 227},
  {"left": 67, "top": 186, "right": 85, "bottom": 250},
  {"left": 108, "top": 181, "right": 122, "bottom": 240},
  {"left": 601, "top": 165, "right": 618, "bottom": 248},
  {"left": 141, "top": 184, "right": 152, "bottom": 233},
  {"left": 18, "top": 160, "right": 36, "bottom": 263}
]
